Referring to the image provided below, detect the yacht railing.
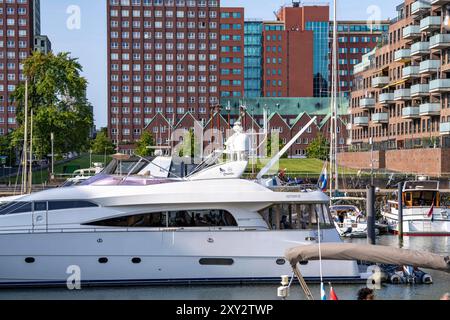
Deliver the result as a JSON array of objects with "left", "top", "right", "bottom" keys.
[
  {"left": 0, "top": 226, "right": 327, "bottom": 235},
  {"left": 268, "top": 184, "right": 321, "bottom": 193}
]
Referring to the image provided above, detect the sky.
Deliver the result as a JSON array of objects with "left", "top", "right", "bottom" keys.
[{"left": 40, "top": 0, "right": 398, "bottom": 128}]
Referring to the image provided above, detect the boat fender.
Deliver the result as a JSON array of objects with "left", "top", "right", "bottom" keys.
[
  {"left": 389, "top": 273, "right": 402, "bottom": 284},
  {"left": 421, "top": 273, "right": 433, "bottom": 284}
]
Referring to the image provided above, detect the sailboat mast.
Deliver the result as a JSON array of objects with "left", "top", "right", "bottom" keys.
[
  {"left": 332, "top": 0, "right": 339, "bottom": 193},
  {"left": 28, "top": 110, "right": 33, "bottom": 193},
  {"left": 22, "top": 79, "right": 29, "bottom": 194}
]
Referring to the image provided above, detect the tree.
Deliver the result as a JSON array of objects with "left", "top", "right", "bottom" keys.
[
  {"left": 306, "top": 133, "right": 330, "bottom": 161},
  {"left": 135, "top": 131, "right": 155, "bottom": 157},
  {"left": 266, "top": 134, "right": 287, "bottom": 159},
  {"left": 91, "top": 128, "right": 115, "bottom": 155},
  {"left": 11, "top": 51, "right": 94, "bottom": 159}
]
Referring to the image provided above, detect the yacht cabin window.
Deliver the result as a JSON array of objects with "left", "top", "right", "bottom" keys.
[
  {"left": 0, "top": 201, "right": 98, "bottom": 215},
  {"left": 259, "top": 204, "right": 333, "bottom": 230},
  {"left": 84, "top": 209, "right": 237, "bottom": 228}
]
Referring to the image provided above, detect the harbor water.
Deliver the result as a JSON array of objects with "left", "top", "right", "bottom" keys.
[{"left": 0, "top": 235, "right": 448, "bottom": 300}]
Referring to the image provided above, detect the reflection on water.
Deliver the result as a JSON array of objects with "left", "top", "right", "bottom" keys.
[{"left": 0, "top": 235, "right": 448, "bottom": 300}]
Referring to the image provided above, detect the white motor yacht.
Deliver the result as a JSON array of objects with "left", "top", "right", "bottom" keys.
[
  {"left": 381, "top": 179, "right": 450, "bottom": 236},
  {"left": 0, "top": 123, "right": 362, "bottom": 287}
]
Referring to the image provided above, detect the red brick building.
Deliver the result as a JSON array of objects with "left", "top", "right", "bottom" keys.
[
  {"left": 0, "top": 0, "right": 46, "bottom": 135},
  {"left": 107, "top": 0, "right": 221, "bottom": 145}
]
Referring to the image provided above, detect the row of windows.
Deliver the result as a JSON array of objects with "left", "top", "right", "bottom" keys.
[
  {"left": 110, "top": 0, "right": 219, "bottom": 8},
  {"left": 111, "top": 96, "right": 219, "bottom": 104},
  {"left": 84, "top": 210, "right": 237, "bottom": 228},
  {"left": 0, "top": 201, "right": 98, "bottom": 216}
]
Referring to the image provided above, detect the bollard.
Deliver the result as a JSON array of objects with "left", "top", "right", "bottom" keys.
[
  {"left": 366, "top": 185, "right": 376, "bottom": 245},
  {"left": 398, "top": 182, "right": 404, "bottom": 238}
]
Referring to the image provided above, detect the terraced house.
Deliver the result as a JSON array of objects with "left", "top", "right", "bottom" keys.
[{"left": 344, "top": 0, "right": 450, "bottom": 176}]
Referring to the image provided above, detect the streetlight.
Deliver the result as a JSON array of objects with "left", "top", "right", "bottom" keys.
[
  {"left": 444, "top": 5, "right": 450, "bottom": 31},
  {"left": 51, "top": 132, "right": 54, "bottom": 180}
]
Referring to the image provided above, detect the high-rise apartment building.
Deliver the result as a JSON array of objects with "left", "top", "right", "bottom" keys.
[
  {"left": 330, "top": 20, "right": 389, "bottom": 98},
  {"left": 0, "top": 0, "right": 47, "bottom": 135},
  {"left": 108, "top": 0, "right": 221, "bottom": 144}
]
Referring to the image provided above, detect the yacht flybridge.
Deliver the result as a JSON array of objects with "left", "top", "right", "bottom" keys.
[{"left": 0, "top": 122, "right": 364, "bottom": 287}]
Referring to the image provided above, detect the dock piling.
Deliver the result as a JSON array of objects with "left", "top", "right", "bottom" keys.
[
  {"left": 367, "top": 185, "right": 376, "bottom": 245},
  {"left": 398, "top": 182, "right": 404, "bottom": 239}
]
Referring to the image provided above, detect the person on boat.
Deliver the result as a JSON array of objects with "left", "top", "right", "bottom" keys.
[
  {"left": 357, "top": 288, "right": 375, "bottom": 300},
  {"left": 280, "top": 215, "right": 292, "bottom": 229}
]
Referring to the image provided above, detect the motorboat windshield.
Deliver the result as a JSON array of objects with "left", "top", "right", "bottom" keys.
[{"left": 80, "top": 173, "right": 179, "bottom": 186}]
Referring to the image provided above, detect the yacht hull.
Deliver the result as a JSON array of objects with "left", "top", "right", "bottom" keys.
[
  {"left": 0, "top": 229, "right": 361, "bottom": 287},
  {"left": 382, "top": 209, "right": 450, "bottom": 236}
]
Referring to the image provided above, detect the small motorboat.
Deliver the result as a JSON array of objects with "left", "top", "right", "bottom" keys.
[{"left": 330, "top": 204, "right": 370, "bottom": 238}]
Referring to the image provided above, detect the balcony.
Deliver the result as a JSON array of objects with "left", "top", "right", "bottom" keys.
[
  {"left": 430, "top": 34, "right": 450, "bottom": 50},
  {"left": 394, "top": 49, "right": 411, "bottom": 62},
  {"left": 411, "top": 84, "right": 429, "bottom": 97},
  {"left": 440, "top": 122, "right": 450, "bottom": 135},
  {"left": 411, "top": 41, "right": 430, "bottom": 56},
  {"left": 394, "top": 88, "right": 411, "bottom": 101},
  {"left": 419, "top": 59, "right": 440, "bottom": 75},
  {"left": 419, "top": 103, "right": 441, "bottom": 116},
  {"left": 372, "top": 76, "right": 389, "bottom": 88},
  {"left": 360, "top": 98, "right": 375, "bottom": 109},
  {"left": 402, "top": 107, "right": 420, "bottom": 119},
  {"left": 412, "top": 1, "right": 431, "bottom": 17},
  {"left": 354, "top": 117, "right": 369, "bottom": 127},
  {"left": 403, "top": 25, "right": 421, "bottom": 40},
  {"left": 402, "top": 66, "right": 420, "bottom": 79},
  {"left": 431, "top": 0, "right": 450, "bottom": 6},
  {"left": 372, "top": 113, "right": 389, "bottom": 124},
  {"left": 420, "top": 16, "right": 441, "bottom": 32},
  {"left": 379, "top": 93, "right": 395, "bottom": 105},
  {"left": 430, "top": 79, "right": 450, "bottom": 93}
]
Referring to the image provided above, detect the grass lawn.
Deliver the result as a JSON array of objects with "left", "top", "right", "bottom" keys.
[
  {"left": 26, "top": 154, "right": 113, "bottom": 185},
  {"left": 248, "top": 158, "right": 359, "bottom": 177}
]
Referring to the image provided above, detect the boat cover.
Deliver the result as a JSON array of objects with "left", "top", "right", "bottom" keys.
[{"left": 285, "top": 244, "right": 450, "bottom": 273}]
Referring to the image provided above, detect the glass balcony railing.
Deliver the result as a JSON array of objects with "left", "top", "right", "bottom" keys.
[
  {"left": 419, "top": 103, "right": 441, "bottom": 116},
  {"left": 412, "top": 1, "right": 431, "bottom": 16},
  {"left": 402, "top": 107, "right": 420, "bottom": 119},
  {"left": 420, "top": 16, "right": 441, "bottom": 32},
  {"left": 430, "top": 34, "right": 450, "bottom": 49},
  {"left": 372, "top": 113, "right": 389, "bottom": 123},
  {"left": 431, "top": 0, "right": 450, "bottom": 6},
  {"left": 379, "top": 93, "right": 395, "bottom": 104},
  {"left": 403, "top": 66, "right": 420, "bottom": 79},
  {"left": 394, "top": 49, "right": 411, "bottom": 62},
  {"left": 394, "top": 89, "right": 411, "bottom": 101},
  {"left": 430, "top": 79, "right": 450, "bottom": 93},
  {"left": 354, "top": 117, "right": 369, "bottom": 126},
  {"left": 411, "top": 83, "right": 429, "bottom": 97},
  {"left": 419, "top": 59, "right": 440, "bottom": 74},
  {"left": 360, "top": 98, "right": 375, "bottom": 109},
  {"left": 411, "top": 41, "right": 430, "bottom": 56},
  {"left": 372, "top": 76, "right": 389, "bottom": 88},
  {"left": 440, "top": 122, "right": 450, "bottom": 135},
  {"left": 403, "top": 25, "right": 421, "bottom": 39}
]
